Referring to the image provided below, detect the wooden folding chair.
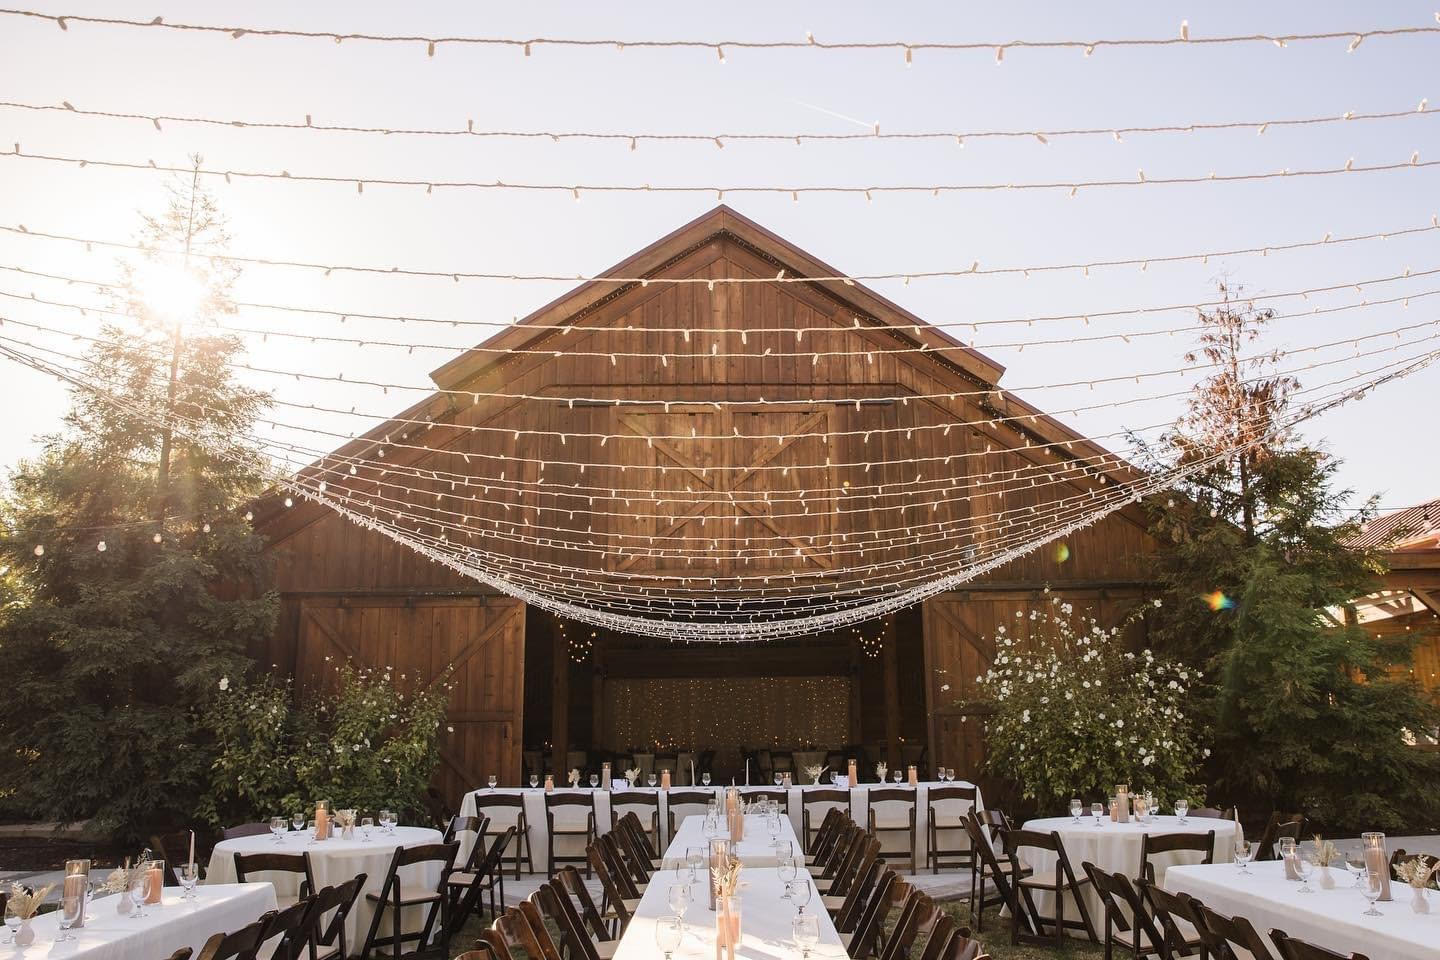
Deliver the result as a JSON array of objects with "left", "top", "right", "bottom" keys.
[
  {"left": 807, "top": 810, "right": 852, "bottom": 867},
  {"left": 1082, "top": 863, "right": 1166, "bottom": 960},
  {"left": 1004, "top": 827, "right": 1097, "bottom": 947},
  {"left": 802, "top": 791, "right": 851, "bottom": 854},
  {"left": 540, "top": 878, "right": 617, "bottom": 960},
  {"left": 558, "top": 865, "right": 611, "bottom": 945},
  {"left": 1254, "top": 813, "right": 1304, "bottom": 861},
  {"left": 877, "top": 889, "right": 935, "bottom": 960},
  {"left": 588, "top": 844, "right": 638, "bottom": 936},
  {"left": 1195, "top": 902, "right": 1277, "bottom": 960},
  {"left": 839, "top": 868, "right": 897, "bottom": 958},
  {"left": 739, "top": 788, "right": 788, "bottom": 806},
  {"left": 1138, "top": 830, "right": 1214, "bottom": 884},
  {"left": 1271, "top": 929, "right": 1369, "bottom": 960},
  {"left": 546, "top": 793, "right": 597, "bottom": 878},
  {"left": 1137, "top": 877, "right": 1207, "bottom": 958},
  {"left": 259, "top": 896, "right": 318, "bottom": 960},
  {"left": 198, "top": 913, "right": 277, "bottom": 960},
  {"left": 865, "top": 787, "right": 918, "bottom": 874},
  {"left": 664, "top": 790, "right": 715, "bottom": 840},
  {"left": 446, "top": 826, "right": 515, "bottom": 927},
  {"left": 926, "top": 785, "right": 978, "bottom": 874},
  {"left": 615, "top": 812, "right": 662, "bottom": 871},
  {"left": 234, "top": 851, "right": 317, "bottom": 906},
  {"left": 359, "top": 841, "right": 459, "bottom": 960},
  {"left": 813, "top": 824, "right": 865, "bottom": 888},
  {"left": 516, "top": 899, "right": 566, "bottom": 960},
  {"left": 609, "top": 792, "right": 661, "bottom": 851},
  {"left": 308, "top": 875, "right": 367, "bottom": 960},
  {"left": 963, "top": 810, "right": 1028, "bottom": 933},
  {"left": 819, "top": 831, "right": 873, "bottom": 899},
  {"left": 473, "top": 793, "right": 533, "bottom": 880},
  {"left": 831, "top": 855, "right": 882, "bottom": 932}
]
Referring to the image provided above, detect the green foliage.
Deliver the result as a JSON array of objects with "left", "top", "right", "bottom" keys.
[
  {"left": 199, "top": 664, "right": 450, "bottom": 826},
  {"left": 968, "top": 599, "right": 1206, "bottom": 809},
  {"left": 0, "top": 162, "right": 277, "bottom": 837},
  {"left": 1143, "top": 285, "right": 1440, "bottom": 833}
]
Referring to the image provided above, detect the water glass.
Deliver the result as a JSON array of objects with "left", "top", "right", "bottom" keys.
[
  {"left": 129, "top": 873, "right": 149, "bottom": 919},
  {"left": 1069, "top": 799, "right": 1082, "bottom": 823},
  {"left": 655, "top": 915, "right": 683, "bottom": 960},
  {"left": 379, "top": 809, "right": 396, "bottom": 833},
  {"left": 1090, "top": 802, "right": 1103, "bottom": 825},
  {"left": 778, "top": 855, "right": 798, "bottom": 884},
  {"left": 788, "top": 877, "right": 813, "bottom": 913},
  {"left": 3, "top": 906, "right": 20, "bottom": 943},
  {"left": 361, "top": 817, "right": 374, "bottom": 841},
  {"left": 1175, "top": 800, "right": 1189, "bottom": 823},
  {"left": 1346, "top": 844, "right": 1368, "bottom": 887},
  {"left": 1360, "top": 867, "right": 1384, "bottom": 916},
  {"left": 893, "top": 770, "right": 903, "bottom": 784},
  {"left": 775, "top": 773, "right": 784, "bottom": 787},
  {"left": 702, "top": 773, "right": 711, "bottom": 786},
  {"left": 1234, "top": 839, "right": 1253, "bottom": 873},
  {"left": 686, "top": 846, "right": 705, "bottom": 882},
  {"left": 529, "top": 775, "right": 539, "bottom": 788},
  {"left": 306, "top": 818, "right": 318, "bottom": 843},
  {"left": 57, "top": 889, "right": 81, "bottom": 942},
  {"left": 270, "top": 816, "right": 288, "bottom": 843},
  {"left": 589, "top": 774, "right": 599, "bottom": 789},
  {"left": 1277, "top": 836, "right": 1297, "bottom": 868},
  {"left": 291, "top": 812, "right": 305, "bottom": 832},
  {"left": 488, "top": 775, "right": 498, "bottom": 789},
  {"left": 792, "top": 912, "right": 820, "bottom": 959},
  {"left": 1293, "top": 854, "right": 1315, "bottom": 893},
  {"left": 649, "top": 774, "right": 658, "bottom": 788},
  {"left": 180, "top": 863, "right": 200, "bottom": 900},
  {"left": 667, "top": 882, "right": 691, "bottom": 915}
]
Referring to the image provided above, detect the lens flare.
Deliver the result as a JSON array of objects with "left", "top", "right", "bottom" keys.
[
  {"left": 1204, "top": 590, "right": 1235, "bottom": 611},
  {"left": 1052, "top": 541, "right": 1070, "bottom": 563}
]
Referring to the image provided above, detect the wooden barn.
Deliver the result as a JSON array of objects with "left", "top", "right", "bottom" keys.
[{"left": 246, "top": 206, "right": 1161, "bottom": 804}]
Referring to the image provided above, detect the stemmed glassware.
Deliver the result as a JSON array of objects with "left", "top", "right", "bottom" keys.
[
  {"left": 529, "top": 775, "right": 539, "bottom": 788},
  {"left": 891, "top": 770, "right": 902, "bottom": 784},
  {"left": 1069, "top": 799, "right": 1082, "bottom": 823},
  {"left": 1293, "top": 853, "right": 1315, "bottom": 893},
  {"left": 1090, "top": 802, "right": 1103, "bottom": 826},
  {"left": 128, "top": 871, "right": 149, "bottom": 919},
  {"left": 56, "top": 886, "right": 82, "bottom": 942},
  {"left": 291, "top": 811, "right": 305, "bottom": 834},
  {"left": 1234, "top": 838, "right": 1253, "bottom": 873},
  {"left": 655, "top": 915, "right": 683, "bottom": 960},
  {"left": 1175, "top": 800, "right": 1189, "bottom": 824},
  {"left": 1360, "top": 866, "right": 1384, "bottom": 916},
  {"left": 306, "top": 819, "right": 318, "bottom": 844},
  {"left": 589, "top": 774, "right": 599, "bottom": 789},
  {"left": 792, "top": 912, "right": 820, "bottom": 959},
  {"left": 379, "top": 810, "right": 396, "bottom": 834},
  {"left": 775, "top": 773, "right": 784, "bottom": 787},
  {"left": 270, "top": 816, "right": 288, "bottom": 843},
  {"left": 667, "top": 882, "right": 691, "bottom": 916},
  {"left": 686, "top": 846, "right": 704, "bottom": 882},
  {"left": 488, "top": 775, "right": 498, "bottom": 790},
  {"left": 361, "top": 817, "right": 374, "bottom": 842},
  {"left": 180, "top": 863, "right": 200, "bottom": 900},
  {"left": 702, "top": 773, "right": 711, "bottom": 786},
  {"left": 787, "top": 876, "right": 813, "bottom": 914},
  {"left": 1346, "top": 844, "right": 1368, "bottom": 887},
  {"left": 3, "top": 899, "right": 20, "bottom": 943},
  {"left": 649, "top": 774, "right": 658, "bottom": 788}
]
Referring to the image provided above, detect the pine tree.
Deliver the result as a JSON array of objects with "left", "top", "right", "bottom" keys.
[
  {"left": 1145, "top": 285, "right": 1440, "bottom": 832},
  {"left": 0, "top": 158, "right": 278, "bottom": 836}
]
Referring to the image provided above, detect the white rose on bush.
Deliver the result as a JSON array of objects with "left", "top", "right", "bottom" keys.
[{"left": 961, "top": 598, "right": 1208, "bottom": 807}]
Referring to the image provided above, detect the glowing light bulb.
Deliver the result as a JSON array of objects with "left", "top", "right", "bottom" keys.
[{"left": 133, "top": 259, "right": 209, "bottom": 322}]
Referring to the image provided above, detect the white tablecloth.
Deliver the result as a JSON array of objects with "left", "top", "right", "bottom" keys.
[
  {"left": 1017, "top": 814, "right": 1238, "bottom": 936},
  {"left": 1167, "top": 860, "right": 1440, "bottom": 960},
  {"left": 665, "top": 815, "right": 802, "bottom": 868},
  {"left": 15, "top": 883, "right": 277, "bottom": 960},
  {"left": 459, "top": 782, "right": 984, "bottom": 875},
  {"left": 206, "top": 825, "right": 444, "bottom": 955},
  {"left": 611, "top": 858, "right": 844, "bottom": 960}
]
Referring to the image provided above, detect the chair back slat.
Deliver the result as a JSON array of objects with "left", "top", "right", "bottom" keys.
[
  {"left": 259, "top": 896, "right": 316, "bottom": 960},
  {"left": 1138, "top": 876, "right": 1207, "bottom": 957},
  {"left": 233, "top": 851, "right": 316, "bottom": 902},
  {"left": 1196, "top": 902, "right": 1278, "bottom": 960},
  {"left": 1271, "top": 928, "right": 1369, "bottom": 960},
  {"left": 309, "top": 874, "right": 366, "bottom": 960},
  {"left": 559, "top": 865, "right": 610, "bottom": 943},
  {"left": 1138, "top": 829, "right": 1215, "bottom": 883},
  {"left": 845, "top": 868, "right": 897, "bottom": 960},
  {"left": 540, "top": 880, "right": 598, "bottom": 960},
  {"left": 517, "top": 899, "right": 566, "bottom": 960},
  {"left": 198, "top": 913, "right": 276, "bottom": 960}
]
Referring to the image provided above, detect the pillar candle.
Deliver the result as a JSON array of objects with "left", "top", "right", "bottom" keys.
[
  {"left": 847, "top": 759, "right": 857, "bottom": 785},
  {"left": 314, "top": 801, "right": 329, "bottom": 840},
  {"left": 188, "top": 830, "right": 195, "bottom": 873},
  {"left": 145, "top": 863, "right": 164, "bottom": 903},
  {"left": 544, "top": 774, "right": 554, "bottom": 793},
  {"left": 907, "top": 765, "right": 918, "bottom": 786},
  {"left": 661, "top": 769, "right": 672, "bottom": 790},
  {"left": 602, "top": 762, "right": 611, "bottom": 791}
]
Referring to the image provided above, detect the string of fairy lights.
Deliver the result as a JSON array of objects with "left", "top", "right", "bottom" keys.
[{"left": 2, "top": 8, "right": 1437, "bottom": 637}]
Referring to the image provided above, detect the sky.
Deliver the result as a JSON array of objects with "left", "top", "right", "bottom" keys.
[{"left": 1, "top": 0, "right": 1438, "bottom": 515}]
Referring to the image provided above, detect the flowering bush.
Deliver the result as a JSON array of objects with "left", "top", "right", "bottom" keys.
[
  {"left": 198, "top": 663, "right": 450, "bottom": 827},
  {"left": 966, "top": 598, "right": 1208, "bottom": 809}
]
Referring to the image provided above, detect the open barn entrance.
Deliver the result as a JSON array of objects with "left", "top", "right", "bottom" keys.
[{"left": 521, "top": 606, "right": 930, "bottom": 786}]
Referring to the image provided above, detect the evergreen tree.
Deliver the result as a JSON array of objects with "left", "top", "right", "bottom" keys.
[
  {"left": 1145, "top": 285, "right": 1440, "bottom": 832},
  {"left": 0, "top": 158, "right": 278, "bottom": 836}
]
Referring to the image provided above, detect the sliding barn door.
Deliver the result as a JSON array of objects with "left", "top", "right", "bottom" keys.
[
  {"left": 297, "top": 595, "right": 525, "bottom": 803},
  {"left": 922, "top": 594, "right": 996, "bottom": 781}
]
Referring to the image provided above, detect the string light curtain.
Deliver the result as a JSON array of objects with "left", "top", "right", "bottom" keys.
[{"left": 604, "top": 676, "right": 851, "bottom": 753}]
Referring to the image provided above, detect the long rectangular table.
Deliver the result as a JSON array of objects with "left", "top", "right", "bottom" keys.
[
  {"left": 1166, "top": 860, "right": 1438, "bottom": 960},
  {"left": 16, "top": 883, "right": 278, "bottom": 960},
  {"left": 459, "top": 780, "right": 984, "bottom": 874},
  {"left": 665, "top": 814, "right": 802, "bottom": 868},
  {"left": 612, "top": 822, "right": 846, "bottom": 960}
]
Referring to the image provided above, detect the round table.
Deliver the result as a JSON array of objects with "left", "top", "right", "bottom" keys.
[
  {"left": 206, "top": 825, "right": 444, "bottom": 955},
  {"left": 1017, "top": 815, "right": 1239, "bottom": 938}
]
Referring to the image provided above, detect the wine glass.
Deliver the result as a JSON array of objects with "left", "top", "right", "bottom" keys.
[
  {"left": 361, "top": 817, "right": 374, "bottom": 842},
  {"left": 270, "top": 816, "right": 288, "bottom": 843},
  {"left": 379, "top": 810, "right": 395, "bottom": 834},
  {"left": 1293, "top": 853, "right": 1315, "bottom": 893},
  {"left": 1277, "top": 836, "right": 1297, "bottom": 868},
  {"left": 687, "top": 846, "right": 705, "bottom": 883},
  {"left": 291, "top": 811, "right": 305, "bottom": 833},
  {"left": 667, "top": 883, "right": 691, "bottom": 915},
  {"left": 792, "top": 912, "right": 820, "bottom": 960},
  {"left": 56, "top": 886, "right": 81, "bottom": 942},
  {"left": 129, "top": 871, "right": 149, "bottom": 919},
  {"left": 1091, "top": 802, "right": 1103, "bottom": 825},
  {"left": 779, "top": 855, "right": 798, "bottom": 885},
  {"left": 649, "top": 774, "right": 658, "bottom": 788},
  {"left": 529, "top": 774, "right": 539, "bottom": 789},
  {"left": 488, "top": 775, "right": 498, "bottom": 790},
  {"left": 1360, "top": 867, "right": 1384, "bottom": 916},
  {"left": 589, "top": 774, "right": 599, "bottom": 789},
  {"left": 180, "top": 862, "right": 199, "bottom": 900},
  {"left": 775, "top": 773, "right": 784, "bottom": 787},
  {"left": 1069, "top": 799, "right": 1082, "bottom": 823},
  {"left": 655, "top": 915, "right": 684, "bottom": 960},
  {"left": 702, "top": 772, "right": 711, "bottom": 786},
  {"left": 3, "top": 899, "right": 20, "bottom": 943},
  {"left": 893, "top": 770, "right": 904, "bottom": 784},
  {"left": 788, "top": 877, "right": 813, "bottom": 914},
  {"left": 1234, "top": 838, "right": 1253, "bottom": 873},
  {"left": 306, "top": 819, "right": 317, "bottom": 844},
  {"left": 1175, "top": 800, "right": 1189, "bottom": 824}
]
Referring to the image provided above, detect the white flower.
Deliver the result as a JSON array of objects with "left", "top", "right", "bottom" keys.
[
  {"left": 940, "top": 683, "right": 951, "bottom": 692},
  {"left": 1153, "top": 599, "right": 1163, "bottom": 608},
  {"left": 1115, "top": 718, "right": 1124, "bottom": 728},
  {"left": 1203, "top": 748, "right": 1212, "bottom": 758},
  {"left": 446, "top": 725, "right": 455, "bottom": 733},
  {"left": 218, "top": 676, "right": 230, "bottom": 691}
]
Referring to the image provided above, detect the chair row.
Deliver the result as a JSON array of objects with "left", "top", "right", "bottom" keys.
[{"left": 188, "top": 875, "right": 366, "bottom": 960}]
